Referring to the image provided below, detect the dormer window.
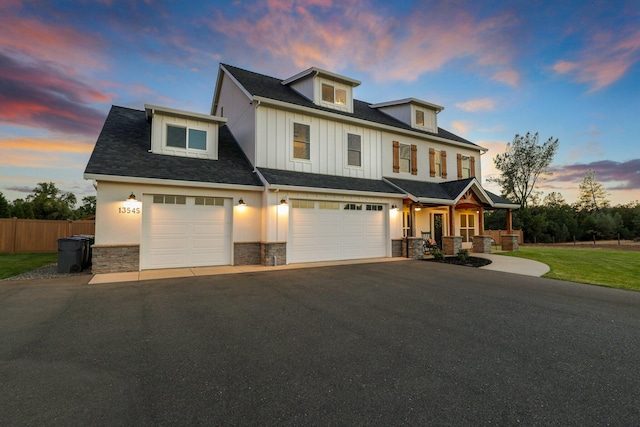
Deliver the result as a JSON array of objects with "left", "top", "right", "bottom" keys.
[
  {"left": 415, "top": 110, "right": 425, "bottom": 127},
  {"left": 145, "top": 104, "right": 225, "bottom": 160},
  {"left": 167, "top": 125, "right": 207, "bottom": 150},
  {"left": 322, "top": 84, "right": 347, "bottom": 106}
]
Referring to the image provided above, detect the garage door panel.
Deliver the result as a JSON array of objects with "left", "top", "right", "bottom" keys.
[
  {"left": 289, "top": 202, "right": 386, "bottom": 263},
  {"left": 142, "top": 196, "right": 231, "bottom": 270}
]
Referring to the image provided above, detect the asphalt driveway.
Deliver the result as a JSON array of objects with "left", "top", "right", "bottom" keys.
[{"left": 2, "top": 260, "right": 639, "bottom": 425}]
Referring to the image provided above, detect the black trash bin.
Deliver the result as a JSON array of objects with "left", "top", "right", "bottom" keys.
[
  {"left": 57, "top": 237, "right": 86, "bottom": 273},
  {"left": 75, "top": 234, "right": 94, "bottom": 268}
]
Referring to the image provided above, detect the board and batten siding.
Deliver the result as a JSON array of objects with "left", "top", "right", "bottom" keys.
[
  {"left": 215, "top": 73, "right": 257, "bottom": 165},
  {"left": 255, "top": 106, "right": 383, "bottom": 179}
]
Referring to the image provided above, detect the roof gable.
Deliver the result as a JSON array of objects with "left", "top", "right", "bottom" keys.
[
  {"left": 218, "top": 63, "right": 481, "bottom": 150},
  {"left": 84, "top": 106, "right": 263, "bottom": 188}
]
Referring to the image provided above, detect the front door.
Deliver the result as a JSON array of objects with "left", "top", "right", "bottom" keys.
[{"left": 433, "top": 213, "right": 443, "bottom": 248}]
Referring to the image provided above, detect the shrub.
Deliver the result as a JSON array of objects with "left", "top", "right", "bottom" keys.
[
  {"left": 432, "top": 248, "right": 445, "bottom": 262},
  {"left": 457, "top": 249, "right": 469, "bottom": 261}
]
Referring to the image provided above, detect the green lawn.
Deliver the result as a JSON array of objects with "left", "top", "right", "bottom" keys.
[
  {"left": 0, "top": 253, "right": 58, "bottom": 280},
  {"left": 499, "top": 246, "right": 640, "bottom": 291}
]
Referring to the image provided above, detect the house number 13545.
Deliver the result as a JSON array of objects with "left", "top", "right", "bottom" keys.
[{"left": 118, "top": 207, "right": 141, "bottom": 214}]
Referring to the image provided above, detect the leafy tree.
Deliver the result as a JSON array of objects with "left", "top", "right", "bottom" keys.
[
  {"left": 26, "top": 182, "right": 77, "bottom": 220},
  {"left": 10, "top": 198, "right": 35, "bottom": 219},
  {"left": 543, "top": 192, "right": 566, "bottom": 208},
  {"left": 0, "top": 192, "right": 11, "bottom": 218},
  {"left": 490, "top": 132, "right": 559, "bottom": 209},
  {"left": 576, "top": 169, "right": 610, "bottom": 212},
  {"left": 75, "top": 196, "right": 96, "bottom": 219}
]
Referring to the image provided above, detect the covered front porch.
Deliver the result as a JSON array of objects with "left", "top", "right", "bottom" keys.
[{"left": 385, "top": 177, "right": 520, "bottom": 255}]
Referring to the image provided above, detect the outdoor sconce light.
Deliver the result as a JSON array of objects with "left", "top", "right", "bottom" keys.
[
  {"left": 280, "top": 198, "right": 287, "bottom": 205},
  {"left": 238, "top": 198, "right": 246, "bottom": 206},
  {"left": 127, "top": 192, "right": 137, "bottom": 201},
  {"left": 391, "top": 204, "right": 399, "bottom": 211}
]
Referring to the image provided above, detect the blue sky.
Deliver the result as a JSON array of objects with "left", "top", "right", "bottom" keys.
[{"left": 1, "top": 0, "right": 638, "bottom": 205}]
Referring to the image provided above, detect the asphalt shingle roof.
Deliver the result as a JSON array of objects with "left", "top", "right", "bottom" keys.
[
  {"left": 84, "top": 106, "right": 263, "bottom": 188},
  {"left": 258, "top": 168, "right": 404, "bottom": 195},
  {"left": 221, "top": 64, "right": 480, "bottom": 148}
]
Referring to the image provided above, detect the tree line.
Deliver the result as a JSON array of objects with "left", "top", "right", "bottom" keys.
[
  {"left": 487, "top": 132, "right": 639, "bottom": 243},
  {"left": 0, "top": 182, "right": 96, "bottom": 221}
]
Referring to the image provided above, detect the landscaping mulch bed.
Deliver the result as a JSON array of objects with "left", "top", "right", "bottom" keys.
[{"left": 423, "top": 256, "right": 492, "bottom": 268}]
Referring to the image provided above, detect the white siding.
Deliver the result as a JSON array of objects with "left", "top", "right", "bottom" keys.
[
  {"left": 255, "top": 105, "right": 383, "bottom": 179},
  {"left": 216, "top": 73, "right": 257, "bottom": 166},
  {"left": 376, "top": 104, "right": 411, "bottom": 125},
  {"left": 150, "top": 114, "right": 218, "bottom": 160},
  {"left": 289, "top": 77, "right": 314, "bottom": 101}
]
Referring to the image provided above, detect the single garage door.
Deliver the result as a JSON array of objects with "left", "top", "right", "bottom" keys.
[
  {"left": 141, "top": 195, "right": 231, "bottom": 270},
  {"left": 289, "top": 200, "right": 387, "bottom": 263}
]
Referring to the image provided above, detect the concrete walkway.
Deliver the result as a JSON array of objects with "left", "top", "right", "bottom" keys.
[
  {"left": 89, "top": 253, "right": 549, "bottom": 285},
  {"left": 475, "top": 253, "right": 550, "bottom": 277}
]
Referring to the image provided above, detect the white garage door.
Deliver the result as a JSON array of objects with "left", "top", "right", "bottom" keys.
[
  {"left": 141, "top": 195, "right": 231, "bottom": 270},
  {"left": 289, "top": 200, "right": 387, "bottom": 263}
]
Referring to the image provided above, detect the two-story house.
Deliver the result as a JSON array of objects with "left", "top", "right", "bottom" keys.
[{"left": 84, "top": 63, "right": 518, "bottom": 274}]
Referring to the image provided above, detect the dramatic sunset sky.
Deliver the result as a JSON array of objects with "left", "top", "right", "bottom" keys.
[{"left": 1, "top": 0, "right": 638, "bottom": 205}]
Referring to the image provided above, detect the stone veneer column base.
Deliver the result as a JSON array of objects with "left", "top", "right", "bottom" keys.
[
  {"left": 442, "top": 236, "right": 462, "bottom": 255},
  {"left": 472, "top": 235, "right": 493, "bottom": 253},
  {"left": 261, "top": 242, "right": 286, "bottom": 266},
  {"left": 501, "top": 234, "right": 519, "bottom": 251},
  {"left": 234, "top": 242, "right": 261, "bottom": 266},
  {"left": 91, "top": 244, "right": 139, "bottom": 274},
  {"left": 392, "top": 239, "right": 404, "bottom": 257}
]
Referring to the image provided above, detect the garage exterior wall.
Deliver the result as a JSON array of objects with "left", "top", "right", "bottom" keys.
[{"left": 93, "top": 181, "right": 263, "bottom": 271}]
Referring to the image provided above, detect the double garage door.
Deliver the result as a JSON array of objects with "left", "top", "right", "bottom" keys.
[
  {"left": 141, "top": 195, "right": 231, "bottom": 270},
  {"left": 289, "top": 200, "right": 387, "bottom": 263}
]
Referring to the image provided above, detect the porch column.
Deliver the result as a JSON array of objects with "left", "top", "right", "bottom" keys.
[
  {"left": 506, "top": 209, "right": 513, "bottom": 234},
  {"left": 478, "top": 207, "right": 484, "bottom": 235},
  {"left": 449, "top": 206, "right": 454, "bottom": 236}
]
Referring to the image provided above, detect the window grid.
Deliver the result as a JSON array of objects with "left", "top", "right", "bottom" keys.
[
  {"left": 195, "top": 197, "right": 224, "bottom": 206},
  {"left": 347, "top": 133, "right": 362, "bottom": 167},
  {"left": 344, "top": 203, "right": 363, "bottom": 211},
  {"left": 153, "top": 195, "right": 186, "bottom": 205},
  {"left": 293, "top": 123, "right": 310, "bottom": 160},
  {"left": 399, "top": 143, "right": 411, "bottom": 173},
  {"left": 292, "top": 200, "right": 314, "bottom": 209}
]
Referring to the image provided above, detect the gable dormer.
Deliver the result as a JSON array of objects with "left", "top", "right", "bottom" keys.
[
  {"left": 282, "top": 67, "right": 361, "bottom": 114},
  {"left": 370, "top": 98, "right": 443, "bottom": 133},
  {"left": 145, "top": 104, "right": 226, "bottom": 160}
]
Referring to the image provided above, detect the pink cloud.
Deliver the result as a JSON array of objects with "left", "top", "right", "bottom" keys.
[
  {"left": 209, "top": 1, "right": 519, "bottom": 85},
  {"left": 456, "top": 98, "right": 496, "bottom": 112},
  {"left": 551, "top": 28, "right": 640, "bottom": 91}
]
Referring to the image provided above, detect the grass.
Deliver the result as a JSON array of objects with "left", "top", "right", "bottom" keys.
[
  {"left": 499, "top": 246, "right": 640, "bottom": 291},
  {"left": 0, "top": 253, "right": 58, "bottom": 280}
]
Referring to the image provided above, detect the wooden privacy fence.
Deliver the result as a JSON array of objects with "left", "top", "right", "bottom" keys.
[
  {"left": 0, "top": 218, "right": 96, "bottom": 254},
  {"left": 485, "top": 229, "right": 524, "bottom": 244}
]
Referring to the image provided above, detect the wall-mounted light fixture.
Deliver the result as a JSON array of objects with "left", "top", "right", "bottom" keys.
[
  {"left": 127, "top": 192, "right": 137, "bottom": 201},
  {"left": 280, "top": 198, "right": 287, "bottom": 205},
  {"left": 238, "top": 198, "right": 246, "bottom": 206},
  {"left": 391, "top": 204, "right": 399, "bottom": 211}
]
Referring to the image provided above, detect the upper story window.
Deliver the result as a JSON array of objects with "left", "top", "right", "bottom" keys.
[
  {"left": 393, "top": 141, "right": 417, "bottom": 175},
  {"left": 293, "top": 122, "right": 310, "bottom": 160},
  {"left": 416, "top": 110, "right": 425, "bottom": 127},
  {"left": 399, "top": 143, "right": 411, "bottom": 173},
  {"left": 167, "top": 125, "right": 207, "bottom": 150},
  {"left": 434, "top": 150, "right": 442, "bottom": 177},
  {"left": 347, "top": 133, "right": 362, "bottom": 167},
  {"left": 322, "top": 84, "right": 347, "bottom": 105},
  {"left": 461, "top": 155, "right": 471, "bottom": 178}
]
